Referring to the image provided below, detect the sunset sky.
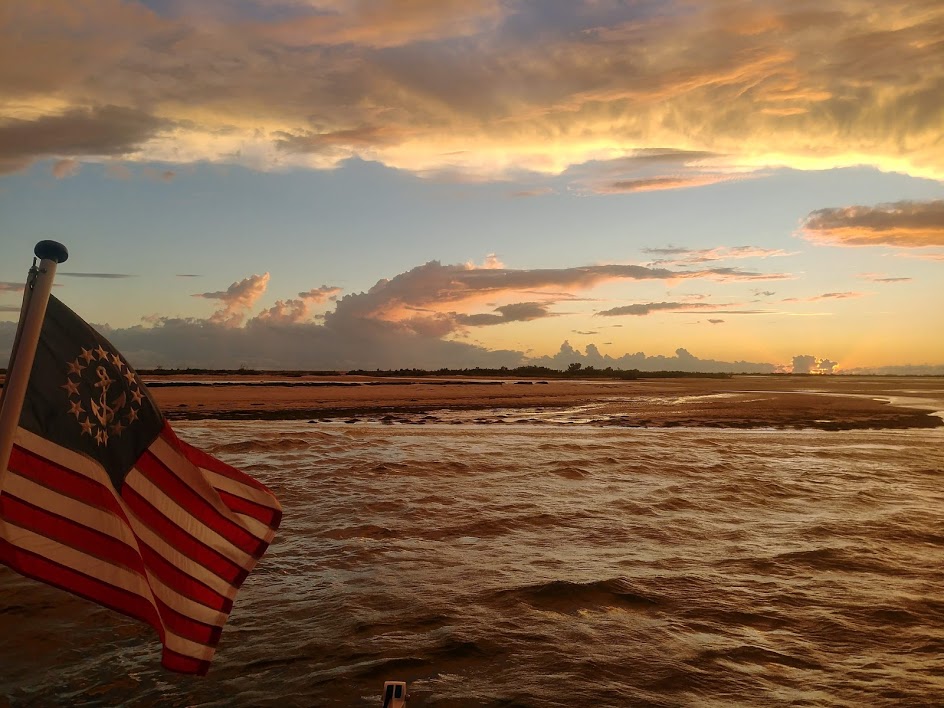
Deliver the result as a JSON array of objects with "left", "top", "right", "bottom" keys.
[{"left": 1, "top": 0, "right": 942, "bottom": 373}]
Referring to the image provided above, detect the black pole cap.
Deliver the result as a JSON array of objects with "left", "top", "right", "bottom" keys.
[{"left": 34, "top": 240, "right": 69, "bottom": 264}]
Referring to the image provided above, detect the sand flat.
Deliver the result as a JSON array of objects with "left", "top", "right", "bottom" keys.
[{"left": 140, "top": 375, "right": 944, "bottom": 430}]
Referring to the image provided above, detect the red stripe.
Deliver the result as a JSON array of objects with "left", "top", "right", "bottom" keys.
[
  {"left": 1, "top": 498, "right": 223, "bottom": 649},
  {"left": 136, "top": 450, "right": 267, "bottom": 558},
  {"left": 0, "top": 538, "right": 165, "bottom": 645},
  {"left": 161, "top": 648, "right": 210, "bottom": 676},
  {"left": 217, "top": 489, "right": 282, "bottom": 528},
  {"left": 164, "top": 423, "right": 271, "bottom": 493},
  {"left": 155, "top": 597, "right": 223, "bottom": 646},
  {"left": 121, "top": 483, "right": 247, "bottom": 587},
  {"left": 0, "top": 494, "right": 146, "bottom": 578},
  {"left": 137, "top": 542, "right": 234, "bottom": 614},
  {"left": 9, "top": 446, "right": 129, "bottom": 521}
]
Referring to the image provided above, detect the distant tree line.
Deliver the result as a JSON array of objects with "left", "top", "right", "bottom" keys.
[{"left": 346, "top": 363, "right": 731, "bottom": 380}]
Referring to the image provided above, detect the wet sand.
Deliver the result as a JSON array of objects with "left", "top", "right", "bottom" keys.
[{"left": 141, "top": 375, "right": 944, "bottom": 430}]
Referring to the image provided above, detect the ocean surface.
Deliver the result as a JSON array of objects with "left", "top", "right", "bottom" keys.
[{"left": 2, "top": 414, "right": 943, "bottom": 706}]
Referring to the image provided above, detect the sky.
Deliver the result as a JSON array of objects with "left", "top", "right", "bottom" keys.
[{"left": 1, "top": 0, "right": 942, "bottom": 373}]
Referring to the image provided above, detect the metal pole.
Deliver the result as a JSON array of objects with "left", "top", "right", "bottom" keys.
[{"left": 0, "top": 241, "right": 69, "bottom": 475}]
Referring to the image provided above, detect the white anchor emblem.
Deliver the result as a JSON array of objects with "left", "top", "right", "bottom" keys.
[{"left": 62, "top": 346, "right": 144, "bottom": 447}]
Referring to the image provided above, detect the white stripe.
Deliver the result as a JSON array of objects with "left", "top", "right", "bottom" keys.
[
  {"left": 232, "top": 512, "right": 277, "bottom": 542},
  {"left": 200, "top": 467, "right": 281, "bottom": 511},
  {"left": 148, "top": 573, "right": 229, "bottom": 627},
  {"left": 123, "top": 504, "right": 240, "bottom": 601},
  {"left": 4, "top": 467, "right": 232, "bottom": 628},
  {"left": 149, "top": 437, "right": 247, "bottom": 525},
  {"left": 11, "top": 432, "right": 240, "bottom": 597},
  {"left": 4, "top": 524, "right": 215, "bottom": 662},
  {"left": 13, "top": 427, "right": 113, "bottom": 488},
  {"left": 124, "top": 469, "right": 255, "bottom": 569},
  {"left": 149, "top": 438, "right": 275, "bottom": 543},
  {"left": 3, "top": 472, "right": 137, "bottom": 548}
]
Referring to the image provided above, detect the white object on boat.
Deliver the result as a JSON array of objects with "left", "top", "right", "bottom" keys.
[{"left": 382, "top": 681, "right": 408, "bottom": 707}]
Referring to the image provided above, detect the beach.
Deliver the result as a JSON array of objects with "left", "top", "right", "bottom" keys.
[{"left": 142, "top": 374, "right": 944, "bottom": 430}]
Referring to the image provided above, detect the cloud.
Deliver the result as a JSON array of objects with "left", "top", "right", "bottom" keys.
[
  {"left": 0, "top": 282, "right": 24, "bottom": 293},
  {"left": 532, "top": 342, "right": 777, "bottom": 374},
  {"left": 596, "top": 301, "right": 771, "bottom": 317},
  {"left": 0, "top": 253, "right": 796, "bottom": 370},
  {"left": 193, "top": 272, "right": 271, "bottom": 326},
  {"left": 510, "top": 187, "right": 555, "bottom": 198},
  {"left": 644, "top": 245, "right": 796, "bottom": 266},
  {"left": 841, "top": 363, "right": 944, "bottom": 375},
  {"left": 299, "top": 285, "right": 343, "bottom": 303},
  {"left": 783, "top": 291, "right": 865, "bottom": 303},
  {"left": 791, "top": 354, "right": 838, "bottom": 374},
  {"left": 58, "top": 272, "right": 135, "bottom": 279},
  {"left": 51, "top": 158, "right": 80, "bottom": 179},
  {"left": 801, "top": 201, "right": 944, "bottom": 248},
  {"left": 326, "top": 258, "right": 788, "bottom": 336},
  {"left": 857, "top": 273, "right": 912, "bottom": 283},
  {"left": 595, "top": 174, "right": 745, "bottom": 194},
  {"left": 456, "top": 302, "right": 553, "bottom": 326},
  {"left": 0, "top": 106, "right": 169, "bottom": 175},
  {"left": 252, "top": 299, "right": 311, "bottom": 324},
  {"left": 891, "top": 250, "right": 944, "bottom": 261},
  {"left": 3, "top": 1, "right": 943, "bottom": 180}
]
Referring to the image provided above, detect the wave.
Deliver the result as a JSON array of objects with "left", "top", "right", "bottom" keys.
[{"left": 496, "top": 578, "right": 660, "bottom": 614}]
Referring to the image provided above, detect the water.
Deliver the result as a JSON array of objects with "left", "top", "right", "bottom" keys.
[{"left": 2, "top": 420, "right": 943, "bottom": 706}]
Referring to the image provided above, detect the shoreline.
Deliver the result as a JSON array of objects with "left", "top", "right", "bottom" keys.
[{"left": 147, "top": 375, "right": 944, "bottom": 431}]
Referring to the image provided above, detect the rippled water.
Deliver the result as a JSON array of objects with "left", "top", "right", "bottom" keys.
[{"left": 2, "top": 419, "right": 943, "bottom": 706}]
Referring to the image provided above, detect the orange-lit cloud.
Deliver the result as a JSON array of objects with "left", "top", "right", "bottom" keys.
[
  {"left": 801, "top": 201, "right": 944, "bottom": 247},
  {"left": 299, "top": 285, "right": 343, "bottom": 303},
  {"left": 326, "top": 258, "right": 789, "bottom": 335},
  {"left": 194, "top": 272, "right": 271, "bottom": 326},
  {"left": 594, "top": 174, "right": 745, "bottom": 194},
  {"left": 644, "top": 245, "right": 796, "bottom": 266},
  {"left": 2, "top": 1, "right": 942, "bottom": 180},
  {"left": 596, "top": 301, "right": 770, "bottom": 316}
]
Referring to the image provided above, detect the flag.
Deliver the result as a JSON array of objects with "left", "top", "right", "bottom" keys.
[{"left": 0, "top": 294, "right": 282, "bottom": 675}]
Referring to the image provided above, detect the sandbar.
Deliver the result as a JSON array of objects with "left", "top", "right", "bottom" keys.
[{"left": 138, "top": 374, "right": 944, "bottom": 430}]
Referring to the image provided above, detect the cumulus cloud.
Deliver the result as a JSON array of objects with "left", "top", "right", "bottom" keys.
[
  {"left": 791, "top": 354, "right": 838, "bottom": 374},
  {"left": 532, "top": 342, "right": 777, "bottom": 374},
  {"left": 0, "top": 252, "right": 800, "bottom": 370},
  {"left": 193, "top": 272, "right": 271, "bottom": 326},
  {"left": 326, "top": 258, "right": 788, "bottom": 336},
  {"left": 801, "top": 201, "right": 944, "bottom": 248},
  {"left": 2, "top": 1, "right": 942, "bottom": 179}
]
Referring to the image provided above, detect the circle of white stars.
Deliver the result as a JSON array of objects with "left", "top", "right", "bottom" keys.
[{"left": 62, "top": 345, "right": 144, "bottom": 447}]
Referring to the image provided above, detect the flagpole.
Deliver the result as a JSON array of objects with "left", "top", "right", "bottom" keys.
[{"left": 0, "top": 240, "right": 69, "bottom": 475}]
